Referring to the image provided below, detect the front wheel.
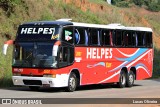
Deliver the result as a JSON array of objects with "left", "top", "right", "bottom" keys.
[
  {"left": 126, "top": 71, "right": 135, "bottom": 87},
  {"left": 66, "top": 73, "right": 77, "bottom": 92},
  {"left": 117, "top": 71, "right": 126, "bottom": 88}
]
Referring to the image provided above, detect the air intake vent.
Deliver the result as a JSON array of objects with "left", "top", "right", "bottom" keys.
[{"left": 23, "top": 80, "right": 42, "bottom": 85}]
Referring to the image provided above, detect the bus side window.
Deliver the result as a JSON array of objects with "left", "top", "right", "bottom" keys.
[
  {"left": 123, "top": 31, "right": 128, "bottom": 46},
  {"left": 74, "top": 27, "right": 88, "bottom": 46},
  {"left": 115, "top": 30, "right": 123, "bottom": 46},
  {"left": 62, "top": 27, "right": 73, "bottom": 44},
  {"left": 134, "top": 32, "right": 138, "bottom": 46},
  {"left": 112, "top": 31, "right": 116, "bottom": 46},
  {"left": 85, "top": 30, "right": 89, "bottom": 45},
  {"left": 123, "top": 31, "right": 136, "bottom": 47},
  {"left": 145, "top": 32, "right": 152, "bottom": 47},
  {"left": 127, "top": 31, "right": 135, "bottom": 47},
  {"left": 137, "top": 31, "right": 145, "bottom": 47},
  {"left": 89, "top": 29, "right": 100, "bottom": 46},
  {"left": 102, "top": 29, "right": 112, "bottom": 46},
  {"left": 75, "top": 29, "right": 80, "bottom": 44}
]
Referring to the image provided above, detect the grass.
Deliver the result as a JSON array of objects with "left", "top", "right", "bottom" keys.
[
  {"left": 0, "top": 36, "right": 13, "bottom": 87},
  {"left": 88, "top": 0, "right": 106, "bottom": 4},
  {"left": 153, "top": 48, "right": 160, "bottom": 78},
  {"left": 147, "top": 16, "right": 160, "bottom": 35},
  {"left": 0, "top": 0, "right": 160, "bottom": 87}
]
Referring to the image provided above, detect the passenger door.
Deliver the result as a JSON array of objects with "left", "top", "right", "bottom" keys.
[{"left": 58, "top": 44, "right": 74, "bottom": 68}]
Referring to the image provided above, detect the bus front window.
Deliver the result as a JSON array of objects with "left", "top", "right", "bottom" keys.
[{"left": 13, "top": 42, "right": 58, "bottom": 68}]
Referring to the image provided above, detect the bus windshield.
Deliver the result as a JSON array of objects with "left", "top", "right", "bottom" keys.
[{"left": 13, "top": 42, "right": 58, "bottom": 68}]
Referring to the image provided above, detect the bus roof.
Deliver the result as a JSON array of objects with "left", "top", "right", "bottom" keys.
[
  {"left": 21, "top": 21, "right": 73, "bottom": 26},
  {"left": 72, "top": 22, "right": 152, "bottom": 32},
  {"left": 20, "top": 19, "right": 152, "bottom": 32}
]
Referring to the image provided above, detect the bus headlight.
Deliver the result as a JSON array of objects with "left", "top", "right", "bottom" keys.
[{"left": 43, "top": 74, "right": 56, "bottom": 78}]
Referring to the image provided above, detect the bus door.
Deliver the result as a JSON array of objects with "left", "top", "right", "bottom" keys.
[{"left": 58, "top": 44, "right": 74, "bottom": 68}]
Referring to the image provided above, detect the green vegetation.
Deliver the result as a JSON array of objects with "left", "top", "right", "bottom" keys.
[
  {"left": 0, "top": 0, "right": 160, "bottom": 87},
  {"left": 148, "top": 2, "right": 160, "bottom": 12},
  {"left": 116, "top": 1, "right": 130, "bottom": 8},
  {"left": 153, "top": 48, "right": 160, "bottom": 78},
  {"left": 0, "top": 37, "right": 13, "bottom": 87},
  {"left": 112, "top": 0, "right": 160, "bottom": 12},
  {"left": 89, "top": 0, "right": 106, "bottom": 4}
]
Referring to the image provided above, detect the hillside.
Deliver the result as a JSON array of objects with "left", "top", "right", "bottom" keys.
[{"left": 0, "top": 0, "right": 160, "bottom": 86}]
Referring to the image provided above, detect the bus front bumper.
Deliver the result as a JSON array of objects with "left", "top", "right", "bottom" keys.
[{"left": 12, "top": 74, "right": 69, "bottom": 87}]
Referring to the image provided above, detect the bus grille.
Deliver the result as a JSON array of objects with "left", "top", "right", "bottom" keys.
[{"left": 23, "top": 80, "right": 42, "bottom": 85}]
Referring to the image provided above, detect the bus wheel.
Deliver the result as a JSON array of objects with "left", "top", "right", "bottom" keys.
[
  {"left": 66, "top": 73, "right": 77, "bottom": 92},
  {"left": 126, "top": 71, "right": 135, "bottom": 87},
  {"left": 117, "top": 71, "right": 126, "bottom": 88},
  {"left": 29, "top": 86, "right": 40, "bottom": 91}
]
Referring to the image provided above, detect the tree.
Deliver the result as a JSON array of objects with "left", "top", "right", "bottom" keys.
[
  {"left": 148, "top": 2, "right": 160, "bottom": 12},
  {"left": 132, "top": 0, "right": 145, "bottom": 7}
]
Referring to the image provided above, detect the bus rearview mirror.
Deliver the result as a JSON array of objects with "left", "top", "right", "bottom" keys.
[{"left": 3, "top": 40, "right": 14, "bottom": 55}]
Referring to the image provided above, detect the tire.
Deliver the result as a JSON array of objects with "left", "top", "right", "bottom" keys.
[
  {"left": 29, "top": 86, "right": 40, "bottom": 91},
  {"left": 126, "top": 71, "right": 135, "bottom": 87},
  {"left": 66, "top": 73, "right": 77, "bottom": 92},
  {"left": 117, "top": 71, "right": 126, "bottom": 88}
]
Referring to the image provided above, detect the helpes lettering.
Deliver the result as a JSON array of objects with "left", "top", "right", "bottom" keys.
[{"left": 87, "top": 48, "right": 112, "bottom": 59}]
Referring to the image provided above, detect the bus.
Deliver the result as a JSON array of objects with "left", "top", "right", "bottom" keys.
[{"left": 3, "top": 19, "right": 153, "bottom": 92}]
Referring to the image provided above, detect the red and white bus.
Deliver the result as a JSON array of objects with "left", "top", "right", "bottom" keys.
[{"left": 3, "top": 19, "right": 153, "bottom": 92}]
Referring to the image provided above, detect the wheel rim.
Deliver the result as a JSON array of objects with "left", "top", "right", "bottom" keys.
[
  {"left": 129, "top": 74, "right": 134, "bottom": 84},
  {"left": 69, "top": 77, "right": 76, "bottom": 90},
  {"left": 121, "top": 74, "right": 126, "bottom": 85}
]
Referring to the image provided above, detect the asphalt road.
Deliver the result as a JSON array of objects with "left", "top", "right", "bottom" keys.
[
  {"left": 0, "top": 79, "right": 160, "bottom": 107},
  {"left": 0, "top": 78, "right": 160, "bottom": 98}
]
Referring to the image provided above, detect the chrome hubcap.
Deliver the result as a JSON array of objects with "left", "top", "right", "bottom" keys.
[
  {"left": 129, "top": 74, "right": 134, "bottom": 84},
  {"left": 70, "top": 77, "right": 76, "bottom": 88}
]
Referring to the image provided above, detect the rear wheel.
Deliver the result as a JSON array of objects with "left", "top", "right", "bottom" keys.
[
  {"left": 29, "top": 86, "right": 40, "bottom": 91},
  {"left": 117, "top": 71, "right": 126, "bottom": 88},
  {"left": 66, "top": 73, "right": 77, "bottom": 92},
  {"left": 126, "top": 71, "right": 135, "bottom": 87}
]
